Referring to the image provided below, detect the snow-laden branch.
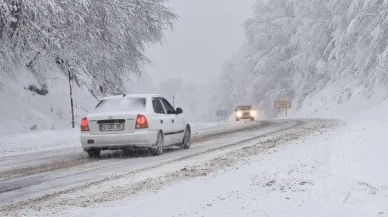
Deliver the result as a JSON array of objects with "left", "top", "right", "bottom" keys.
[{"left": 0, "top": 0, "right": 177, "bottom": 95}]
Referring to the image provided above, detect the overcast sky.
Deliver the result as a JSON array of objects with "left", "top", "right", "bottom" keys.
[{"left": 144, "top": 0, "right": 255, "bottom": 87}]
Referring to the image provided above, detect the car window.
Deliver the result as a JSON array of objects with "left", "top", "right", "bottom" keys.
[
  {"left": 237, "top": 106, "right": 252, "bottom": 110},
  {"left": 92, "top": 97, "right": 146, "bottom": 113},
  {"left": 160, "top": 98, "right": 176, "bottom": 114},
  {"left": 153, "top": 98, "right": 166, "bottom": 114}
]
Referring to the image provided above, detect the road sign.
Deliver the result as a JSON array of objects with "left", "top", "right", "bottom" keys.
[
  {"left": 275, "top": 100, "right": 292, "bottom": 118},
  {"left": 274, "top": 100, "right": 292, "bottom": 109},
  {"left": 216, "top": 110, "right": 227, "bottom": 117}
]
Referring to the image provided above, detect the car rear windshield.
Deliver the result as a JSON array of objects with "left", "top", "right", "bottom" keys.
[
  {"left": 92, "top": 97, "right": 146, "bottom": 113},
  {"left": 237, "top": 106, "right": 252, "bottom": 110}
]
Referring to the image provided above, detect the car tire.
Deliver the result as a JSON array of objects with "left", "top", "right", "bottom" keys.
[
  {"left": 251, "top": 118, "right": 254, "bottom": 121},
  {"left": 86, "top": 149, "right": 101, "bottom": 158},
  {"left": 181, "top": 125, "right": 191, "bottom": 149},
  {"left": 236, "top": 118, "right": 240, "bottom": 121},
  {"left": 153, "top": 131, "right": 164, "bottom": 156}
]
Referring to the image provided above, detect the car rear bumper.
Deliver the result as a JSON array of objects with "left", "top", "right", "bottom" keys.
[
  {"left": 81, "top": 130, "right": 158, "bottom": 150},
  {"left": 236, "top": 114, "right": 255, "bottom": 119},
  {"left": 237, "top": 116, "right": 254, "bottom": 119}
]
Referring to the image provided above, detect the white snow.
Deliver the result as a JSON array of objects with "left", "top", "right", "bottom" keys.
[
  {"left": 0, "top": 120, "right": 295, "bottom": 215},
  {"left": 0, "top": 120, "right": 258, "bottom": 158},
  {"left": 289, "top": 83, "right": 388, "bottom": 119},
  {"left": 2, "top": 68, "right": 388, "bottom": 217},
  {"left": 0, "top": 68, "right": 98, "bottom": 134},
  {"left": 3, "top": 0, "right": 388, "bottom": 215},
  {"left": 50, "top": 106, "right": 388, "bottom": 216},
  {"left": 0, "top": 128, "right": 80, "bottom": 157}
]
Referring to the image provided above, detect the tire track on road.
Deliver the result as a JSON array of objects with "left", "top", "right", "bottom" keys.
[
  {"left": 1, "top": 119, "right": 338, "bottom": 215},
  {"left": 0, "top": 121, "right": 267, "bottom": 181},
  {"left": 0, "top": 119, "right": 301, "bottom": 212},
  {"left": 0, "top": 121, "right": 262, "bottom": 166},
  {"left": 0, "top": 121, "right": 271, "bottom": 196}
]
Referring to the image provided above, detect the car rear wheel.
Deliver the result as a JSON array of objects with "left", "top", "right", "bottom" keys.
[
  {"left": 153, "top": 131, "right": 164, "bottom": 156},
  {"left": 181, "top": 126, "right": 191, "bottom": 149},
  {"left": 86, "top": 149, "right": 101, "bottom": 158}
]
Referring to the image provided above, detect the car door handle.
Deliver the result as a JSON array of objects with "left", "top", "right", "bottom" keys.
[{"left": 160, "top": 120, "right": 163, "bottom": 124}]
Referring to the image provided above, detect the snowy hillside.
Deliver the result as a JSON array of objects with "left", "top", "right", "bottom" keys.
[
  {"left": 0, "top": 0, "right": 177, "bottom": 134},
  {"left": 290, "top": 83, "right": 388, "bottom": 119},
  {"left": 0, "top": 67, "right": 98, "bottom": 134},
  {"left": 0, "top": 69, "right": 224, "bottom": 134},
  {"left": 214, "top": 0, "right": 388, "bottom": 118}
]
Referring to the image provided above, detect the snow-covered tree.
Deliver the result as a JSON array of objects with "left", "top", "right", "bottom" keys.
[
  {"left": 0, "top": 0, "right": 176, "bottom": 94},
  {"left": 215, "top": 0, "right": 388, "bottom": 117}
]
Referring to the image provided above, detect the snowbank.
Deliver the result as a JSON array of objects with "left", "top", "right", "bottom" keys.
[
  {"left": 287, "top": 83, "right": 388, "bottom": 120},
  {"left": 0, "top": 67, "right": 98, "bottom": 134},
  {"left": 0, "top": 128, "right": 80, "bottom": 157}
]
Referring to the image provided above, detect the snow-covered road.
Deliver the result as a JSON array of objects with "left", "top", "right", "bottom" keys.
[
  {"left": 0, "top": 119, "right": 314, "bottom": 216},
  {"left": 69, "top": 118, "right": 386, "bottom": 217}
]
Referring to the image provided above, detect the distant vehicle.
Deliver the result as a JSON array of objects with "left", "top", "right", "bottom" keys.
[
  {"left": 235, "top": 105, "right": 257, "bottom": 121},
  {"left": 80, "top": 94, "right": 191, "bottom": 158}
]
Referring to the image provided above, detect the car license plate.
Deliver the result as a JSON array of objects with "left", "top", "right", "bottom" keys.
[{"left": 100, "top": 123, "right": 124, "bottom": 131}]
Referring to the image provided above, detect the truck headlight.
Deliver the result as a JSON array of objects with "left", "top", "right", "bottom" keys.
[
  {"left": 250, "top": 110, "right": 256, "bottom": 116},
  {"left": 236, "top": 111, "right": 242, "bottom": 117}
]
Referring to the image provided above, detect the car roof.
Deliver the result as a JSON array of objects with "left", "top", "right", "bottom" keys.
[{"left": 101, "top": 94, "right": 162, "bottom": 100}]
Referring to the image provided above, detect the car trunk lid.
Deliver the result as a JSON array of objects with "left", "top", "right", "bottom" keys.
[
  {"left": 86, "top": 97, "right": 147, "bottom": 135},
  {"left": 87, "top": 112, "right": 138, "bottom": 135}
]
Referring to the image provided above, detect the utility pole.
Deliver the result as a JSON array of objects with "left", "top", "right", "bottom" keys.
[
  {"left": 172, "top": 93, "right": 175, "bottom": 108},
  {"left": 68, "top": 66, "right": 75, "bottom": 128}
]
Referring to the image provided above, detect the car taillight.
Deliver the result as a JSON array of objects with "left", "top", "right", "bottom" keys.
[
  {"left": 81, "top": 117, "right": 89, "bottom": 131},
  {"left": 136, "top": 114, "right": 148, "bottom": 129}
]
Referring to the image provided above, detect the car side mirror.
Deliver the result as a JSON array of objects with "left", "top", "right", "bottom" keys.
[{"left": 176, "top": 107, "right": 183, "bottom": 114}]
